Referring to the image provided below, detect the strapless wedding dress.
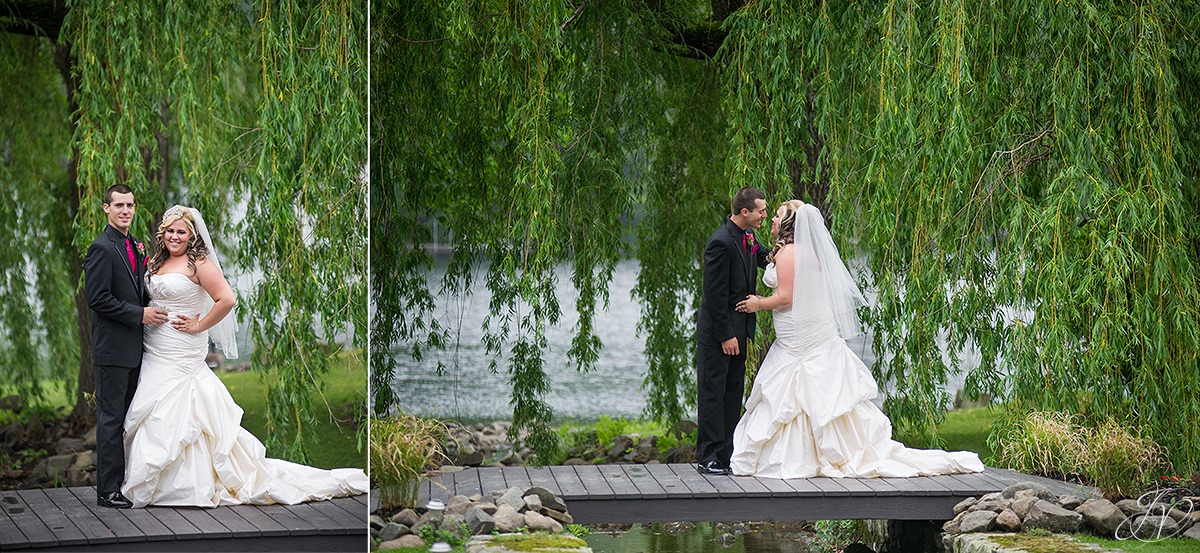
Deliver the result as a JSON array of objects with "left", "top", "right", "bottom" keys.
[
  {"left": 121, "top": 272, "right": 368, "bottom": 507},
  {"left": 730, "top": 264, "right": 985, "bottom": 478}
]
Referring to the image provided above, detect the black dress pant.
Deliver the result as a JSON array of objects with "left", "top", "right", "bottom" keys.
[
  {"left": 696, "top": 338, "right": 746, "bottom": 467},
  {"left": 94, "top": 363, "right": 140, "bottom": 495}
]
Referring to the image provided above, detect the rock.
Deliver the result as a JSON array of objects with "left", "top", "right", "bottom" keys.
[
  {"left": 952, "top": 497, "right": 978, "bottom": 515},
  {"left": 564, "top": 458, "right": 588, "bottom": 465},
  {"left": 541, "top": 507, "right": 574, "bottom": 524},
  {"left": 524, "top": 510, "right": 562, "bottom": 533},
  {"left": 1077, "top": 498, "right": 1126, "bottom": 536},
  {"left": 378, "top": 534, "right": 425, "bottom": 550},
  {"left": 43, "top": 454, "right": 73, "bottom": 482},
  {"left": 941, "top": 518, "right": 961, "bottom": 534},
  {"left": 1115, "top": 499, "right": 1149, "bottom": 518},
  {"left": 973, "top": 497, "right": 1011, "bottom": 513},
  {"left": 1012, "top": 496, "right": 1039, "bottom": 519},
  {"left": 439, "top": 513, "right": 466, "bottom": 535},
  {"left": 1131, "top": 515, "right": 1182, "bottom": 540},
  {"left": 1184, "top": 524, "right": 1200, "bottom": 541},
  {"left": 447, "top": 495, "right": 473, "bottom": 516},
  {"left": 475, "top": 502, "right": 498, "bottom": 515},
  {"left": 523, "top": 494, "right": 543, "bottom": 512},
  {"left": 492, "top": 505, "right": 525, "bottom": 533},
  {"left": 466, "top": 506, "right": 495, "bottom": 534},
  {"left": 996, "top": 509, "right": 1022, "bottom": 532},
  {"left": 959, "top": 510, "right": 997, "bottom": 533},
  {"left": 391, "top": 508, "right": 419, "bottom": 527},
  {"left": 368, "top": 515, "right": 386, "bottom": 532},
  {"left": 498, "top": 487, "right": 526, "bottom": 511},
  {"left": 1058, "top": 494, "right": 1087, "bottom": 510},
  {"left": 606, "top": 435, "right": 634, "bottom": 460},
  {"left": 1002, "top": 481, "right": 1054, "bottom": 501},
  {"left": 1024, "top": 500, "right": 1083, "bottom": 533},
  {"left": 83, "top": 426, "right": 97, "bottom": 449},
  {"left": 66, "top": 451, "right": 95, "bottom": 487},
  {"left": 0, "top": 395, "right": 22, "bottom": 412},
  {"left": 377, "top": 522, "right": 408, "bottom": 542},
  {"left": 672, "top": 420, "right": 698, "bottom": 436},
  {"left": 524, "top": 486, "right": 568, "bottom": 512}
]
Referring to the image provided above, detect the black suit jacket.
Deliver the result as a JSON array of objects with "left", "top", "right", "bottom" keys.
[
  {"left": 84, "top": 225, "right": 148, "bottom": 368},
  {"left": 697, "top": 217, "right": 769, "bottom": 346}
]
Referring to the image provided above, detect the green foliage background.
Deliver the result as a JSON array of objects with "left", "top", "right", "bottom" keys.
[
  {"left": 1, "top": 0, "right": 366, "bottom": 463},
  {"left": 373, "top": 0, "right": 1200, "bottom": 475}
]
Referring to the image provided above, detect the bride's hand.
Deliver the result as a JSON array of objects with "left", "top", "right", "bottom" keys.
[
  {"left": 736, "top": 295, "right": 762, "bottom": 313},
  {"left": 172, "top": 314, "right": 202, "bottom": 334}
]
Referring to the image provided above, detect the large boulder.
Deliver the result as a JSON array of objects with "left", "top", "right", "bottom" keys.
[
  {"left": 1024, "top": 500, "right": 1083, "bottom": 533},
  {"left": 1002, "top": 481, "right": 1055, "bottom": 501},
  {"left": 995, "top": 509, "right": 1022, "bottom": 532},
  {"left": 959, "top": 511, "right": 997, "bottom": 533},
  {"left": 1076, "top": 498, "right": 1127, "bottom": 536},
  {"left": 465, "top": 506, "right": 495, "bottom": 535},
  {"left": 492, "top": 504, "right": 525, "bottom": 533}
]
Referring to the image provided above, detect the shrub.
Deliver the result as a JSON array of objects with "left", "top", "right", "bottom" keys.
[
  {"left": 370, "top": 414, "right": 447, "bottom": 510},
  {"left": 995, "top": 410, "right": 1165, "bottom": 499}
]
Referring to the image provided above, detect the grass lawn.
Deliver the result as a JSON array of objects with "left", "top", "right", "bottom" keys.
[
  {"left": 893, "top": 406, "right": 998, "bottom": 462},
  {"left": 218, "top": 351, "right": 366, "bottom": 470}
]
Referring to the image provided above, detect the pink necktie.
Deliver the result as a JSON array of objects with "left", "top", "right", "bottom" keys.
[{"left": 126, "top": 239, "right": 136, "bottom": 271}]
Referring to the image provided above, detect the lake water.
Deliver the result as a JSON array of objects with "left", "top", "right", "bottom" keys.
[{"left": 391, "top": 257, "right": 972, "bottom": 421}]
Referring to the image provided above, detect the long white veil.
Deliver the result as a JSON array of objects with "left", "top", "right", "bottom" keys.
[
  {"left": 187, "top": 207, "right": 239, "bottom": 359},
  {"left": 791, "top": 203, "right": 867, "bottom": 339}
]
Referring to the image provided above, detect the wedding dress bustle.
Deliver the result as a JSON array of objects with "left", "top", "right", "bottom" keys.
[
  {"left": 121, "top": 273, "right": 367, "bottom": 507},
  {"left": 730, "top": 264, "right": 985, "bottom": 479}
]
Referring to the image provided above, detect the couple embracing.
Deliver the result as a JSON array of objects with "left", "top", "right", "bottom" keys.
[
  {"left": 86, "top": 184, "right": 368, "bottom": 509},
  {"left": 695, "top": 187, "right": 985, "bottom": 479}
]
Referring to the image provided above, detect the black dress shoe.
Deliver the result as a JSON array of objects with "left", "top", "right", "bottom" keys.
[
  {"left": 697, "top": 460, "right": 731, "bottom": 476},
  {"left": 97, "top": 491, "right": 132, "bottom": 509}
]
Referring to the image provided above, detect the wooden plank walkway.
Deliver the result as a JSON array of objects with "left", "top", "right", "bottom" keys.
[
  {"left": 416, "top": 464, "right": 1096, "bottom": 524},
  {"left": 0, "top": 487, "right": 367, "bottom": 551}
]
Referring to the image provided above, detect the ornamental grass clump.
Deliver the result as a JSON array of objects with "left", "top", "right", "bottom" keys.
[
  {"left": 995, "top": 411, "right": 1165, "bottom": 499},
  {"left": 995, "top": 411, "right": 1087, "bottom": 480},
  {"left": 1086, "top": 421, "right": 1162, "bottom": 500},
  {"left": 370, "top": 414, "right": 447, "bottom": 511}
]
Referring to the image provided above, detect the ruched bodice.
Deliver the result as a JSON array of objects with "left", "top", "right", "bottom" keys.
[
  {"left": 143, "top": 273, "right": 209, "bottom": 362},
  {"left": 764, "top": 264, "right": 840, "bottom": 356}
]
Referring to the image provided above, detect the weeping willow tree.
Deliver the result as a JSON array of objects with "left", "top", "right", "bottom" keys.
[
  {"left": 1, "top": 0, "right": 366, "bottom": 463},
  {"left": 375, "top": 0, "right": 1200, "bottom": 473}
]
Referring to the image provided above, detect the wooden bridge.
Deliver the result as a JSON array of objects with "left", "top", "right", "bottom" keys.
[
  {"left": 0, "top": 487, "right": 367, "bottom": 551},
  {"left": 416, "top": 463, "right": 1094, "bottom": 524}
]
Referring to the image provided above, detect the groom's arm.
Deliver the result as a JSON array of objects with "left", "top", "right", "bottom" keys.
[
  {"left": 754, "top": 236, "right": 769, "bottom": 268},
  {"left": 702, "top": 239, "right": 735, "bottom": 343},
  {"left": 84, "top": 242, "right": 143, "bottom": 328}
]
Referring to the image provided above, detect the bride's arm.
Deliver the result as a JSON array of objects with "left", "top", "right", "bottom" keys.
[
  {"left": 736, "top": 246, "right": 794, "bottom": 313},
  {"left": 179, "top": 257, "right": 237, "bottom": 333}
]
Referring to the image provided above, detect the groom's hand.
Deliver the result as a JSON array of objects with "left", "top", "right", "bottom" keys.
[
  {"left": 721, "top": 337, "right": 740, "bottom": 356},
  {"left": 142, "top": 307, "right": 168, "bottom": 325}
]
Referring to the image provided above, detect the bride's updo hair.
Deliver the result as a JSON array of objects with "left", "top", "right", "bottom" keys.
[
  {"left": 768, "top": 200, "right": 805, "bottom": 264},
  {"left": 148, "top": 205, "right": 210, "bottom": 275}
]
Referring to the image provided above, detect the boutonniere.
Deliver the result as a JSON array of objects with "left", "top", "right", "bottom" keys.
[{"left": 135, "top": 241, "right": 146, "bottom": 258}]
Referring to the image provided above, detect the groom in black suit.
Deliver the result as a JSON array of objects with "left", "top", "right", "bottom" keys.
[
  {"left": 696, "top": 187, "right": 769, "bottom": 475},
  {"left": 84, "top": 184, "right": 167, "bottom": 508}
]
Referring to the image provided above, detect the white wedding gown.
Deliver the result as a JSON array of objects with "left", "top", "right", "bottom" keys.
[
  {"left": 730, "top": 264, "right": 985, "bottom": 479},
  {"left": 121, "top": 273, "right": 368, "bottom": 507}
]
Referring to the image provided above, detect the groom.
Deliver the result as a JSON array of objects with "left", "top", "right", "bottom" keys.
[
  {"left": 84, "top": 184, "right": 166, "bottom": 508},
  {"left": 696, "top": 187, "right": 769, "bottom": 475}
]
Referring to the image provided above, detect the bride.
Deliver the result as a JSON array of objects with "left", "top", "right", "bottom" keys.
[
  {"left": 121, "top": 205, "right": 368, "bottom": 507},
  {"left": 730, "top": 200, "right": 984, "bottom": 479}
]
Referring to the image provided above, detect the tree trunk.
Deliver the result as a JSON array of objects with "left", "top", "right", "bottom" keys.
[{"left": 55, "top": 40, "right": 96, "bottom": 433}]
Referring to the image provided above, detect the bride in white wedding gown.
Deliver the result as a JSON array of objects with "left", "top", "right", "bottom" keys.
[
  {"left": 121, "top": 205, "right": 368, "bottom": 507},
  {"left": 729, "top": 200, "right": 984, "bottom": 479}
]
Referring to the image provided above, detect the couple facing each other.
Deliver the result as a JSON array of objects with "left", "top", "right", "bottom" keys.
[
  {"left": 695, "top": 187, "right": 985, "bottom": 479},
  {"left": 85, "top": 184, "right": 368, "bottom": 509}
]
